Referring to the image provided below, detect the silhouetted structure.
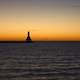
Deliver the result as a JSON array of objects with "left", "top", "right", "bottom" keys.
[{"left": 26, "top": 32, "right": 32, "bottom": 42}]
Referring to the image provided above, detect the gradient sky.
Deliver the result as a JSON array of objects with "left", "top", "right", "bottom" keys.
[{"left": 0, "top": 0, "right": 80, "bottom": 41}]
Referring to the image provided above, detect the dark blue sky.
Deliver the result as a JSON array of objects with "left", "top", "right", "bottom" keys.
[{"left": 0, "top": 0, "right": 80, "bottom": 7}]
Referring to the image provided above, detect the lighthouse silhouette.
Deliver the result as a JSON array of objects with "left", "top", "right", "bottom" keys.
[{"left": 26, "top": 32, "right": 32, "bottom": 42}]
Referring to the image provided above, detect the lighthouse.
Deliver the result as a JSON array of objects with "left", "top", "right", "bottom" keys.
[{"left": 26, "top": 32, "right": 32, "bottom": 42}]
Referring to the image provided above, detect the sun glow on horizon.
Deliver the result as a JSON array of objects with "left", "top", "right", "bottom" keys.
[{"left": 0, "top": 0, "right": 80, "bottom": 41}]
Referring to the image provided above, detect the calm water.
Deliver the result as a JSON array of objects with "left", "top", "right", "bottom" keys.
[{"left": 0, "top": 41, "right": 80, "bottom": 80}]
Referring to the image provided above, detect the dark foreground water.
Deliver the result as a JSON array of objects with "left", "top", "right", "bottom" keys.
[{"left": 0, "top": 41, "right": 80, "bottom": 80}]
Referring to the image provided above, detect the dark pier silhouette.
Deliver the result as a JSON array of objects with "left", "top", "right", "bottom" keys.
[{"left": 26, "top": 32, "right": 32, "bottom": 42}]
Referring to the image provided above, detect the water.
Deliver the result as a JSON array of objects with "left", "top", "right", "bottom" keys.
[{"left": 0, "top": 41, "right": 80, "bottom": 80}]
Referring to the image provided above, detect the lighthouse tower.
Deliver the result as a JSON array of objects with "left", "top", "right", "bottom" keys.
[{"left": 26, "top": 32, "right": 32, "bottom": 42}]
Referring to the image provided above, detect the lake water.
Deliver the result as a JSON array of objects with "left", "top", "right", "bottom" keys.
[{"left": 0, "top": 41, "right": 80, "bottom": 80}]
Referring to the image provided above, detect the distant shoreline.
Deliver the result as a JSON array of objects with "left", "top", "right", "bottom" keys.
[{"left": 0, "top": 41, "right": 80, "bottom": 43}]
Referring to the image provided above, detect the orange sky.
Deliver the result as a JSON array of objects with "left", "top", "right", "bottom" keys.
[{"left": 0, "top": 0, "right": 80, "bottom": 41}]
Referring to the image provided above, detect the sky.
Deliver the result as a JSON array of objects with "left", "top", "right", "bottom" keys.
[{"left": 0, "top": 0, "right": 80, "bottom": 41}]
